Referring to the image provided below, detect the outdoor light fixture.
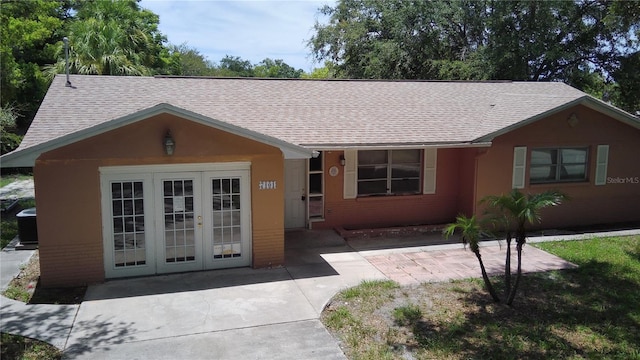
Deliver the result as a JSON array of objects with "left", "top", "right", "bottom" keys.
[
  {"left": 164, "top": 131, "right": 175, "bottom": 156},
  {"left": 339, "top": 154, "right": 346, "bottom": 166}
]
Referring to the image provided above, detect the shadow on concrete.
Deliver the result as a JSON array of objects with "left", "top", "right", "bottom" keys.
[
  {"left": 62, "top": 315, "right": 135, "bottom": 357},
  {"left": 83, "top": 230, "right": 349, "bottom": 301},
  {"left": 0, "top": 300, "right": 79, "bottom": 350}
]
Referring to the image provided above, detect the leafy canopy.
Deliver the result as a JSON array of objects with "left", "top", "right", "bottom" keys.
[{"left": 309, "top": 0, "right": 640, "bottom": 114}]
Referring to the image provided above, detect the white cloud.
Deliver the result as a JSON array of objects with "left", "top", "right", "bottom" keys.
[{"left": 139, "top": 0, "right": 333, "bottom": 71}]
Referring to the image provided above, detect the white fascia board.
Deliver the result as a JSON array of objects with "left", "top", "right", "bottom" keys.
[
  {"left": 302, "top": 142, "right": 493, "bottom": 151},
  {"left": 0, "top": 103, "right": 312, "bottom": 167}
]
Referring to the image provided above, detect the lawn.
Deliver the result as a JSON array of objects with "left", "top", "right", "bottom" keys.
[
  {"left": 321, "top": 235, "right": 640, "bottom": 359},
  {"left": 0, "top": 174, "right": 31, "bottom": 188}
]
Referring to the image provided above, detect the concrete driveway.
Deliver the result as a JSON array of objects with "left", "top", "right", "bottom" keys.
[
  {"left": 63, "top": 230, "right": 386, "bottom": 359},
  {"left": 3, "top": 228, "right": 618, "bottom": 359}
]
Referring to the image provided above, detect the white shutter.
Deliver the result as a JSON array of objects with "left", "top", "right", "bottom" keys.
[
  {"left": 595, "top": 145, "right": 609, "bottom": 186},
  {"left": 343, "top": 150, "right": 358, "bottom": 199},
  {"left": 423, "top": 148, "right": 437, "bottom": 194},
  {"left": 512, "top": 146, "right": 527, "bottom": 189}
]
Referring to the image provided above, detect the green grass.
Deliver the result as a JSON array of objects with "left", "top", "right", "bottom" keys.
[
  {"left": 322, "top": 235, "right": 640, "bottom": 359},
  {"left": 0, "top": 174, "right": 31, "bottom": 188},
  {"left": 0, "top": 332, "right": 61, "bottom": 360}
]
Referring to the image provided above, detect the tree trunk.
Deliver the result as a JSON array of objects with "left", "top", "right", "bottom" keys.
[
  {"left": 507, "top": 239, "right": 524, "bottom": 305},
  {"left": 504, "top": 231, "right": 512, "bottom": 300},
  {"left": 474, "top": 250, "right": 501, "bottom": 302}
]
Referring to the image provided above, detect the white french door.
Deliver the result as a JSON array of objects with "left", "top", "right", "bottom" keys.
[
  {"left": 202, "top": 171, "right": 251, "bottom": 269},
  {"left": 101, "top": 164, "right": 251, "bottom": 279},
  {"left": 155, "top": 173, "right": 203, "bottom": 274}
]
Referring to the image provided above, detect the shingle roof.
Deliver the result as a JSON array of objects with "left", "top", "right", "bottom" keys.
[{"left": 11, "top": 75, "right": 636, "bottom": 154}]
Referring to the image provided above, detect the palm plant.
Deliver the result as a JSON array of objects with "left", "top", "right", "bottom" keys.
[
  {"left": 483, "top": 189, "right": 566, "bottom": 305},
  {"left": 44, "top": 0, "right": 164, "bottom": 78},
  {"left": 444, "top": 215, "right": 500, "bottom": 302}
]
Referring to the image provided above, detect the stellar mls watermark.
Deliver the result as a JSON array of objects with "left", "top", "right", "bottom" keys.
[{"left": 607, "top": 176, "right": 640, "bottom": 184}]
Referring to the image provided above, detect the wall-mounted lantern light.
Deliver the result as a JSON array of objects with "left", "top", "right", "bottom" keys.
[
  {"left": 339, "top": 154, "right": 346, "bottom": 166},
  {"left": 164, "top": 131, "right": 175, "bottom": 156}
]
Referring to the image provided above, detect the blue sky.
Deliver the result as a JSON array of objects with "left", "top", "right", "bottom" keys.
[{"left": 139, "top": 0, "right": 333, "bottom": 72}]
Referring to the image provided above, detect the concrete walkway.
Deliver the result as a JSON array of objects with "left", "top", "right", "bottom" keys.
[
  {"left": 1, "top": 227, "right": 639, "bottom": 359},
  {"left": 0, "top": 241, "right": 80, "bottom": 349}
]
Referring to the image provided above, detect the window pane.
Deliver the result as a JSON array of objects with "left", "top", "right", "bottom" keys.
[
  {"left": 391, "top": 164, "right": 420, "bottom": 178},
  {"left": 309, "top": 173, "right": 322, "bottom": 194},
  {"left": 531, "top": 149, "right": 557, "bottom": 165},
  {"left": 560, "top": 165, "right": 586, "bottom": 180},
  {"left": 309, "top": 151, "right": 323, "bottom": 171},
  {"left": 358, "top": 150, "right": 387, "bottom": 165},
  {"left": 530, "top": 165, "right": 557, "bottom": 182},
  {"left": 358, "top": 180, "right": 387, "bottom": 195},
  {"left": 391, "top": 179, "right": 420, "bottom": 194},
  {"left": 111, "top": 183, "right": 122, "bottom": 199},
  {"left": 358, "top": 165, "right": 387, "bottom": 180},
  {"left": 561, "top": 148, "right": 587, "bottom": 164},
  {"left": 391, "top": 149, "right": 420, "bottom": 164},
  {"left": 309, "top": 197, "right": 323, "bottom": 218}
]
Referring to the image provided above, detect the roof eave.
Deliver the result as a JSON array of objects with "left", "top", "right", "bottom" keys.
[
  {"left": 300, "top": 142, "right": 493, "bottom": 151},
  {"left": 0, "top": 103, "right": 312, "bottom": 168},
  {"left": 473, "top": 96, "right": 640, "bottom": 143}
]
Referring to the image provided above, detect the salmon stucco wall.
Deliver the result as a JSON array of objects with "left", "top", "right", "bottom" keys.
[
  {"left": 35, "top": 114, "right": 284, "bottom": 287},
  {"left": 314, "top": 148, "right": 475, "bottom": 230},
  {"left": 475, "top": 105, "right": 640, "bottom": 229}
]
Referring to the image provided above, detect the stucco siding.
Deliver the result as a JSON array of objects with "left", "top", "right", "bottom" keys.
[
  {"left": 476, "top": 105, "right": 640, "bottom": 229},
  {"left": 35, "top": 114, "right": 284, "bottom": 287},
  {"left": 315, "top": 148, "right": 465, "bottom": 229}
]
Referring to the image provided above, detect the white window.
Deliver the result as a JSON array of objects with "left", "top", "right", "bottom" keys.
[
  {"left": 357, "top": 149, "right": 422, "bottom": 196},
  {"left": 530, "top": 147, "right": 588, "bottom": 184}
]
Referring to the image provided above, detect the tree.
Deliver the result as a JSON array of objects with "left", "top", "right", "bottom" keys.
[
  {"left": 45, "top": 0, "right": 170, "bottom": 77},
  {"left": 302, "top": 61, "right": 342, "bottom": 79},
  {"left": 0, "top": 106, "right": 22, "bottom": 155},
  {"left": 309, "top": 0, "right": 640, "bottom": 113},
  {"left": 254, "top": 58, "right": 303, "bottom": 78},
  {"left": 443, "top": 215, "right": 500, "bottom": 302},
  {"left": 217, "top": 55, "right": 255, "bottom": 77},
  {"left": 0, "top": 0, "right": 68, "bottom": 129},
  {"left": 482, "top": 189, "right": 566, "bottom": 305},
  {"left": 168, "top": 43, "right": 216, "bottom": 76}
]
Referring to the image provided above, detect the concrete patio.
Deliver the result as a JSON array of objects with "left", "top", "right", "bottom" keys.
[{"left": 2, "top": 227, "right": 637, "bottom": 359}]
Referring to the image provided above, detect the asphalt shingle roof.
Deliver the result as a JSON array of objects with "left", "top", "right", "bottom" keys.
[{"left": 19, "top": 75, "right": 591, "bottom": 151}]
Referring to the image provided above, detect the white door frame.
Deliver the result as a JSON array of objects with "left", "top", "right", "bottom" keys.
[{"left": 100, "top": 163, "right": 252, "bottom": 278}]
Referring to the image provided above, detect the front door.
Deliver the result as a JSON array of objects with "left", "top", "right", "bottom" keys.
[
  {"left": 102, "top": 164, "right": 252, "bottom": 278},
  {"left": 284, "top": 159, "right": 306, "bottom": 229}
]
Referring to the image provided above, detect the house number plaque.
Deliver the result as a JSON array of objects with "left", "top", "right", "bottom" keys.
[{"left": 258, "top": 181, "right": 277, "bottom": 190}]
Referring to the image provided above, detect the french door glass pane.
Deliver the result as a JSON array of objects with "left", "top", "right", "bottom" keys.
[
  {"left": 111, "top": 181, "right": 146, "bottom": 267},
  {"left": 163, "top": 180, "right": 196, "bottom": 263},
  {"left": 211, "top": 177, "right": 243, "bottom": 259}
]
